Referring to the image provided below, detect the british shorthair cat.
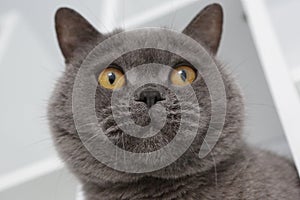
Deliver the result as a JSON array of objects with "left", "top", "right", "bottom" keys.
[{"left": 48, "top": 3, "right": 300, "bottom": 200}]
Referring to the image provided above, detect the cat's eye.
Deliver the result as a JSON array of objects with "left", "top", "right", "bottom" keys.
[
  {"left": 98, "top": 67, "right": 125, "bottom": 90},
  {"left": 170, "top": 65, "right": 196, "bottom": 86}
]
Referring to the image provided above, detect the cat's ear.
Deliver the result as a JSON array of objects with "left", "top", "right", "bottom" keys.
[
  {"left": 183, "top": 4, "right": 223, "bottom": 55},
  {"left": 55, "top": 8, "right": 102, "bottom": 62}
]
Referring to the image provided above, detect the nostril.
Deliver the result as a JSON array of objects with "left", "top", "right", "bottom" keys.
[{"left": 136, "top": 89, "right": 164, "bottom": 108}]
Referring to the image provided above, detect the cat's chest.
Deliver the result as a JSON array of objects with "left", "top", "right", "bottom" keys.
[{"left": 85, "top": 177, "right": 242, "bottom": 200}]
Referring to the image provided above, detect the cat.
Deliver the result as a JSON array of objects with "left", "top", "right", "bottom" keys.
[{"left": 48, "top": 3, "right": 300, "bottom": 200}]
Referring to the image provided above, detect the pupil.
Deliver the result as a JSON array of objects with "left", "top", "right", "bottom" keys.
[
  {"left": 179, "top": 70, "right": 187, "bottom": 82},
  {"left": 108, "top": 72, "right": 116, "bottom": 84}
]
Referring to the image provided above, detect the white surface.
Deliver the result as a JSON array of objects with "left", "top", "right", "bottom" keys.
[
  {"left": 0, "top": 11, "right": 18, "bottom": 62},
  {"left": 99, "top": 0, "right": 119, "bottom": 33},
  {"left": 0, "top": 11, "right": 59, "bottom": 176},
  {"left": 265, "top": 0, "right": 300, "bottom": 71},
  {"left": 76, "top": 185, "right": 84, "bottom": 200},
  {"left": 265, "top": 0, "right": 300, "bottom": 85},
  {"left": 0, "top": 157, "right": 62, "bottom": 192},
  {"left": 0, "top": 167, "right": 77, "bottom": 200},
  {"left": 241, "top": 0, "right": 300, "bottom": 175},
  {"left": 123, "top": 0, "right": 198, "bottom": 29}
]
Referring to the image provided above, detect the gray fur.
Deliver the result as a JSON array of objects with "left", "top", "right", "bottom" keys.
[{"left": 48, "top": 4, "right": 300, "bottom": 200}]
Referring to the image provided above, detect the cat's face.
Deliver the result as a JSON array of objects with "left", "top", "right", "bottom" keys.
[{"left": 48, "top": 4, "right": 244, "bottom": 183}]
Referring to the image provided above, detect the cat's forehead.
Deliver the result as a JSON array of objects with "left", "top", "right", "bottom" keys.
[{"left": 112, "top": 48, "right": 185, "bottom": 71}]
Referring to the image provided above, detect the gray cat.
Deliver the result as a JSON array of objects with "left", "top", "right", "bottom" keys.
[{"left": 48, "top": 3, "right": 300, "bottom": 200}]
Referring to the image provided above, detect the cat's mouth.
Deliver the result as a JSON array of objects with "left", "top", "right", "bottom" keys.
[{"left": 100, "top": 99, "right": 182, "bottom": 153}]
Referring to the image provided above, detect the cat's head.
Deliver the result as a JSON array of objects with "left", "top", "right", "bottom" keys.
[{"left": 48, "top": 4, "right": 244, "bottom": 184}]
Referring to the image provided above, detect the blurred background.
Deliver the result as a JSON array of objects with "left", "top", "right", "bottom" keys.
[{"left": 0, "top": 0, "right": 299, "bottom": 199}]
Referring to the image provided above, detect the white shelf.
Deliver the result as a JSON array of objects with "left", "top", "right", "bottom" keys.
[{"left": 241, "top": 0, "right": 300, "bottom": 175}]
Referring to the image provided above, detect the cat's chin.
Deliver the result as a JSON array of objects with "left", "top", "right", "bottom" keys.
[
  {"left": 72, "top": 144, "right": 216, "bottom": 184},
  {"left": 91, "top": 156, "right": 213, "bottom": 184},
  {"left": 76, "top": 161, "right": 205, "bottom": 184}
]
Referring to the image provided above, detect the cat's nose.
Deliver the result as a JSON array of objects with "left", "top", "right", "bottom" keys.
[{"left": 137, "top": 89, "right": 164, "bottom": 108}]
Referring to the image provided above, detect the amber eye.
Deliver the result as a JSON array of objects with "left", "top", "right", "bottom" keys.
[
  {"left": 98, "top": 67, "right": 125, "bottom": 90},
  {"left": 170, "top": 65, "right": 196, "bottom": 86}
]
